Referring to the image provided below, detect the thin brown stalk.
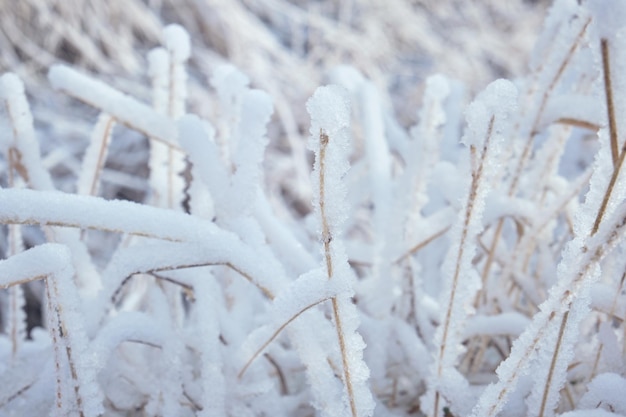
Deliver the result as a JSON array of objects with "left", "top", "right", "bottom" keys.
[
  {"left": 319, "top": 130, "right": 333, "bottom": 277},
  {"left": 433, "top": 392, "right": 441, "bottom": 417},
  {"left": 589, "top": 36, "right": 626, "bottom": 235},
  {"left": 591, "top": 139, "right": 626, "bottom": 235},
  {"left": 463, "top": 336, "right": 490, "bottom": 375},
  {"left": 434, "top": 116, "right": 494, "bottom": 417},
  {"left": 332, "top": 297, "right": 357, "bottom": 417},
  {"left": 538, "top": 310, "right": 570, "bottom": 417},
  {"left": 50, "top": 276, "right": 86, "bottom": 417},
  {"left": 86, "top": 115, "right": 115, "bottom": 197},
  {"left": 0, "top": 380, "right": 35, "bottom": 408},
  {"left": 111, "top": 261, "right": 274, "bottom": 303},
  {"left": 439, "top": 119, "right": 494, "bottom": 368},
  {"left": 481, "top": 220, "right": 505, "bottom": 286},
  {"left": 601, "top": 38, "right": 619, "bottom": 167},
  {"left": 554, "top": 117, "right": 600, "bottom": 131},
  {"left": 238, "top": 297, "right": 330, "bottom": 379},
  {"left": 0, "top": 274, "right": 48, "bottom": 289},
  {"left": 3, "top": 94, "right": 31, "bottom": 184},
  {"left": 394, "top": 225, "right": 451, "bottom": 264},
  {"left": 150, "top": 272, "right": 195, "bottom": 300},
  {"left": 264, "top": 354, "right": 288, "bottom": 395},
  {"left": 125, "top": 339, "right": 162, "bottom": 349},
  {"left": 562, "top": 384, "right": 575, "bottom": 410},
  {"left": 318, "top": 128, "right": 357, "bottom": 417},
  {"left": 45, "top": 280, "right": 64, "bottom": 413}
]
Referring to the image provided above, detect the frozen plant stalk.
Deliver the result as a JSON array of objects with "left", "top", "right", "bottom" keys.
[
  {"left": 147, "top": 24, "right": 190, "bottom": 210},
  {"left": 307, "top": 86, "right": 375, "bottom": 417},
  {"left": 424, "top": 79, "right": 517, "bottom": 417}
]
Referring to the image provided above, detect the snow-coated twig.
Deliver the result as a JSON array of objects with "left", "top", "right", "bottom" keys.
[
  {"left": 425, "top": 79, "right": 517, "bottom": 417},
  {"left": 307, "top": 85, "right": 374, "bottom": 417},
  {"left": 601, "top": 38, "right": 619, "bottom": 167},
  {"left": 48, "top": 65, "right": 180, "bottom": 150},
  {"left": 0, "top": 244, "right": 103, "bottom": 417},
  {"left": 77, "top": 113, "right": 115, "bottom": 197},
  {"left": 0, "top": 188, "right": 219, "bottom": 242}
]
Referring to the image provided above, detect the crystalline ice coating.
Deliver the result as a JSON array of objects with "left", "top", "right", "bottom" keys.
[
  {"left": 0, "top": 72, "right": 54, "bottom": 190},
  {"left": 229, "top": 89, "right": 273, "bottom": 216},
  {"left": 587, "top": 0, "right": 626, "bottom": 40},
  {"left": 48, "top": 65, "right": 178, "bottom": 147},
  {"left": 178, "top": 115, "right": 228, "bottom": 204},
  {"left": 270, "top": 269, "right": 328, "bottom": 322},
  {"left": 147, "top": 51, "right": 170, "bottom": 118},
  {"left": 424, "top": 77, "right": 517, "bottom": 416},
  {"left": 463, "top": 312, "right": 531, "bottom": 338},
  {"left": 463, "top": 78, "right": 517, "bottom": 148},
  {"left": 579, "top": 373, "right": 626, "bottom": 414},
  {"left": 0, "top": 73, "right": 25, "bottom": 105},
  {"left": 526, "top": 295, "right": 592, "bottom": 417},
  {"left": 0, "top": 244, "right": 104, "bottom": 416},
  {"left": 306, "top": 85, "right": 350, "bottom": 135},
  {"left": 307, "top": 85, "right": 351, "bottom": 140},
  {"left": 147, "top": 48, "right": 168, "bottom": 78},
  {"left": 425, "top": 74, "right": 451, "bottom": 102},
  {"left": 306, "top": 85, "right": 353, "bottom": 237},
  {"left": 211, "top": 64, "right": 250, "bottom": 117},
  {"left": 163, "top": 24, "right": 191, "bottom": 62},
  {"left": 6, "top": 4, "right": 626, "bottom": 414},
  {"left": 325, "top": 65, "right": 366, "bottom": 93},
  {"left": 304, "top": 85, "right": 375, "bottom": 417},
  {"left": 0, "top": 188, "right": 223, "bottom": 244}
]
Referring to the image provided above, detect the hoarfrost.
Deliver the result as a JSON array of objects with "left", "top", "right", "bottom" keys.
[
  {"left": 578, "top": 373, "right": 626, "bottom": 415},
  {"left": 163, "top": 24, "right": 191, "bottom": 62},
  {"left": 306, "top": 85, "right": 352, "bottom": 236}
]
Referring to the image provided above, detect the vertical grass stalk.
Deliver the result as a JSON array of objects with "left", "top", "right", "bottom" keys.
[{"left": 318, "top": 129, "right": 358, "bottom": 417}]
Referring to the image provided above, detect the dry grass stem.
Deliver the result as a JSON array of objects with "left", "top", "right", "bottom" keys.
[
  {"left": 238, "top": 297, "right": 331, "bottom": 379},
  {"left": 84, "top": 114, "right": 115, "bottom": 196},
  {"left": 433, "top": 116, "right": 494, "bottom": 417},
  {"left": 538, "top": 309, "right": 569, "bottom": 417},
  {"left": 112, "top": 261, "right": 275, "bottom": 303},
  {"left": 601, "top": 38, "right": 619, "bottom": 168},
  {"left": 395, "top": 225, "right": 451, "bottom": 264},
  {"left": 318, "top": 128, "right": 358, "bottom": 417},
  {"left": 591, "top": 142, "right": 626, "bottom": 235}
]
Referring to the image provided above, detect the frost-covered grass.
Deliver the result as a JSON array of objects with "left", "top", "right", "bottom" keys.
[{"left": 1, "top": 1, "right": 626, "bottom": 417}]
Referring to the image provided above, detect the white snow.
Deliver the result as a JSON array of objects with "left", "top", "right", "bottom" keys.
[
  {"left": 48, "top": 65, "right": 178, "bottom": 148},
  {"left": 163, "top": 24, "right": 191, "bottom": 62}
]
